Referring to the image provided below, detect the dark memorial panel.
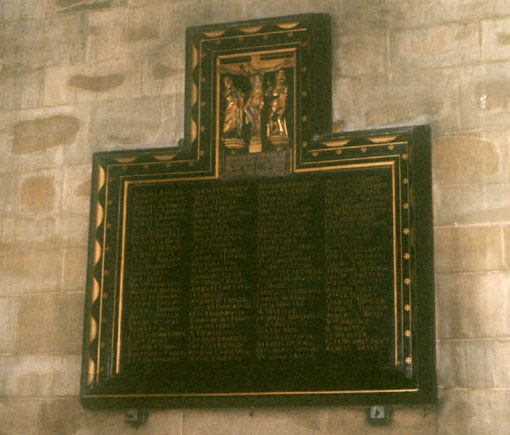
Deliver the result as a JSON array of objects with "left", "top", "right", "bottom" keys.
[
  {"left": 80, "top": 14, "right": 435, "bottom": 408},
  {"left": 121, "top": 171, "right": 395, "bottom": 376}
]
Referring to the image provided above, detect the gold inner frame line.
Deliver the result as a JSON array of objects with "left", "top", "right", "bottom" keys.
[{"left": 112, "top": 163, "right": 402, "bottom": 376}]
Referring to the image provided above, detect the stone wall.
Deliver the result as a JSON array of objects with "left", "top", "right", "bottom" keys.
[{"left": 1, "top": 0, "right": 509, "bottom": 434}]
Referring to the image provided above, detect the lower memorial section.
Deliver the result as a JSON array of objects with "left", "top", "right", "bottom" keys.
[
  {"left": 81, "top": 125, "right": 436, "bottom": 407},
  {"left": 115, "top": 167, "right": 404, "bottom": 397}
]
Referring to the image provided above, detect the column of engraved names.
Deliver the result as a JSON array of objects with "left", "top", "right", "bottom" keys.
[
  {"left": 189, "top": 184, "right": 252, "bottom": 363},
  {"left": 256, "top": 180, "right": 322, "bottom": 361},
  {"left": 124, "top": 185, "right": 188, "bottom": 365},
  {"left": 324, "top": 171, "right": 394, "bottom": 360}
]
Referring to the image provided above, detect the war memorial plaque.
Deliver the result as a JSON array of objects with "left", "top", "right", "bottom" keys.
[{"left": 81, "top": 14, "right": 436, "bottom": 407}]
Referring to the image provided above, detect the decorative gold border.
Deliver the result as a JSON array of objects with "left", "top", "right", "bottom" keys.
[{"left": 87, "top": 146, "right": 414, "bottom": 395}]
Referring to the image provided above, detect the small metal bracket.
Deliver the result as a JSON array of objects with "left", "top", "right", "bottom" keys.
[
  {"left": 367, "top": 406, "right": 392, "bottom": 425},
  {"left": 125, "top": 409, "right": 149, "bottom": 429}
]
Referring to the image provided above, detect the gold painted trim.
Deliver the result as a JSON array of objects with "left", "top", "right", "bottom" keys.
[
  {"left": 310, "top": 141, "right": 407, "bottom": 154},
  {"left": 277, "top": 22, "right": 300, "bottom": 30},
  {"left": 152, "top": 153, "right": 178, "bottom": 162},
  {"left": 190, "top": 118, "right": 197, "bottom": 144},
  {"left": 115, "top": 180, "right": 129, "bottom": 373},
  {"left": 216, "top": 46, "right": 297, "bottom": 60},
  {"left": 391, "top": 163, "right": 398, "bottom": 365},
  {"left": 398, "top": 156, "right": 404, "bottom": 362},
  {"left": 88, "top": 317, "right": 98, "bottom": 343},
  {"left": 87, "top": 357, "right": 95, "bottom": 386},
  {"left": 201, "top": 28, "right": 307, "bottom": 43},
  {"left": 191, "top": 45, "right": 199, "bottom": 70},
  {"left": 96, "top": 165, "right": 111, "bottom": 382},
  {"left": 113, "top": 157, "right": 137, "bottom": 164},
  {"left": 91, "top": 277, "right": 100, "bottom": 303},
  {"left": 93, "top": 240, "right": 101, "bottom": 266},
  {"left": 191, "top": 81, "right": 198, "bottom": 106},
  {"left": 203, "top": 30, "right": 226, "bottom": 38},
  {"left": 369, "top": 135, "right": 399, "bottom": 144},
  {"left": 84, "top": 388, "right": 419, "bottom": 399},
  {"left": 95, "top": 203, "right": 104, "bottom": 229},
  {"left": 97, "top": 165, "right": 105, "bottom": 192},
  {"left": 294, "top": 159, "right": 396, "bottom": 173},
  {"left": 318, "top": 138, "right": 351, "bottom": 147},
  {"left": 239, "top": 25, "right": 263, "bottom": 33}
]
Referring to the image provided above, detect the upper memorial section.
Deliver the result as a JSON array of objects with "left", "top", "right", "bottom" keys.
[{"left": 183, "top": 13, "right": 331, "bottom": 175}]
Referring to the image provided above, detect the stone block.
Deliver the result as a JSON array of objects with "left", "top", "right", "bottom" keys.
[
  {"left": 16, "top": 168, "right": 62, "bottom": 216},
  {"left": 0, "top": 68, "right": 45, "bottom": 111},
  {"left": 327, "top": 405, "right": 436, "bottom": 435},
  {"left": 0, "top": 246, "right": 63, "bottom": 295},
  {"left": 127, "top": 0, "right": 181, "bottom": 6},
  {"left": 63, "top": 247, "right": 88, "bottom": 292},
  {"left": 44, "top": 0, "right": 124, "bottom": 15},
  {"left": 492, "top": 340, "right": 510, "bottom": 387},
  {"left": 13, "top": 115, "right": 79, "bottom": 155},
  {"left": 0, "top": 298, "right": 18, "bottom": 353},
  {"left": 436, "top": 272, "right": 510, "bottom": 338},
  {"left": 86, "top": 6, "right": 175, "bottom": 64},
  {"left": 85, "top": 8, "right": 128, "bottom": 63},
  {"left": 0, "top": 0, "right": 43, "bottom": 22},
  {"left": 456, "top": 61, "right": 510, "bottom": 131},
  {"left": 437, "top": 339, "right": 496, "bottom": 389},
  {"left": 484, "top": 183, "right": 510, "bottom": 223},
  {"left": 434, "top": 184, "right": 482, "bottom": 226},
  {"left": 245, "top": 0, "right": 314, "bottom": 20},
  {"left": 392, "top": 23, "right": 480, "bottom": 69},
  {"left": 183, "top": 408, "right": 327, "bottom": 435},
  {"left": 63, "top": 164, "right": 92, "bottom": 215},
  {"left": 488, "top": 390, "right": 510, "bottom": 435},
  {"left": 17, "top": 292, "right": 84, "bottom": 353},
  {"left": 482, "top": 16, "right": 510, "bottom": 61},
  {"left": 464, "top": 340, "right": 494, "bottom": 388},
  {"left": 0, "top": 172, "right": 15, "bottom": 216},
  {"left": 140, "top": 51, "right": 185, "bottom": 98},
  {"left": 336, "top": 29, "right": 388, "bottom": 77},
  {"left": 434, "top": 226, "right": 503, "bottom": 273},
  {"left": 504, "top": 225, "right": 510, "bottom": 268},
  {"left": 334, "top": 67, "right": 458, "bottom": 133},
  {"left": 0, "top": 105, "right": 89, "bottom": 173},
  {"left": 59, "top": 214, "right": 91, "bottom": 248},
  {"left": 387, "top": 0, "right": 510, "bottom": 28},
  {"left": 0, "top": 113, "right": 61, "bottom": 174},
  {"left": 44, "top": 60, "right": 142, "bottom": 106},
  {"left": 37, "top": 399, "right": 182, "bottom": 435},
  {"left": 436, "top": 340, "right": 467, "bottom": 388},
  {"left": 206, "top": 0, "right": 247, "bottom": 22},
  {"left": 0, "top": 216, "right": 62, "bottom": 248},
  {"left": 0, "top": 354, "right": 80, "bottom": 396},
  {"left": 0, "top": 14, "right": 86, "bottom": 72},
  {"left": 437, "top": 390, "right": 501, "bottom": 435},
  {"left": 434, "top": 183, "right": 510, "bottom": 226},
  {"left": 90, "top": 94, "right": 184, "bottom": 152},
  {"left": 305, "top": 0, "right": 342, "bottom": 17},
  {"left": 0, "top": 399, "right": 41, "bottom": 435},
  {"left": 433, "top": 132, "right": 509, "bottom": 186}
]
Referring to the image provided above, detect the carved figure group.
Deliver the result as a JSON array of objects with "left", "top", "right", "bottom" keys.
[{"left": 219, "top": 57, "right": 292, "bottom": 152}]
